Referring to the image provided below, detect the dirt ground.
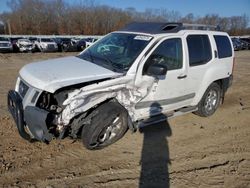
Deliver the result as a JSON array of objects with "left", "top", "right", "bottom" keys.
[{"left": 0, "top": 51, "right": 250, "bottom": 188}]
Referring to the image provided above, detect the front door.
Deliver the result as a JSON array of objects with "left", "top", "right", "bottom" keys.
[{"left": 134, "top": 37, "right": 195, "bottom": 118}]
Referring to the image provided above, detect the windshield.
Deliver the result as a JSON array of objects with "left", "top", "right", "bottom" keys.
[
  {"left": 41, "top": 38, "right": 54, "bottom": 43},
  {"left": 77, "top": 33, "right": 152, "bottom": 73}
]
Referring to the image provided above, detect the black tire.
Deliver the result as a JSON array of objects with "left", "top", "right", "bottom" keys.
[
  {"left": 194, "top": 82, "right": 221, "bottom": 117},
  {"left": 81, "top": 101, "right": 128, "bottom": 150}
]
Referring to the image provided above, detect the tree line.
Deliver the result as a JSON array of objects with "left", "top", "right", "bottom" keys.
[{"left": 0, "top": 0, "right": 249, "bottom": 36}]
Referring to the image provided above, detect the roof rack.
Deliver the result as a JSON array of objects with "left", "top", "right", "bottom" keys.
[
  {"left": 182, "top": 23, "right": 220, "bottom": 31},
  {"left": 119, "top": 22, "right": 220, "bottom": 34}
]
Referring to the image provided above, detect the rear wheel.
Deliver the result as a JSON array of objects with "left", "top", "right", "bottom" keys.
[
  {"left": 195, "top": 82, "right": 221, "bottom": 117},
  {"left": 81, "top": 101, "right": 128, "bottom": 150}
]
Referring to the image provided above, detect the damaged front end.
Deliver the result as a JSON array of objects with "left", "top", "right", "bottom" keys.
[
  {"left": 8, "top": 90, "right": 53, "bottom": 142},
  {"left": 7, "top": 78, "right": 103, "bottom": 142},
  {"left": 8, "top": 32, "right": 157, "bottom": 144},
  {"left": 7, "top": 82, "right": 69, "bottom": 142},
  {"left": 8, "top": 74, "right": 154, "bottom": 143},
  {"left": 55, "top": 75, "right": 155, "bottom": 138}
]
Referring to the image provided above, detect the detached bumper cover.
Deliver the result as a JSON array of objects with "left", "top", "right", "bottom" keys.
[{"left": 7, "top": 90, "right": 53, "bottom": 142}]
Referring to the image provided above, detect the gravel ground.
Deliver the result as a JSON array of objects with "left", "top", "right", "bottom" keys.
[{"left": 0, "top": 51, "right": 249, "bottom": 188}]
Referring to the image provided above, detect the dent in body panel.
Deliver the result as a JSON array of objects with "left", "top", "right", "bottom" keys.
[{"left": 57, "top": 75, "right": 156, "bottom": 126}]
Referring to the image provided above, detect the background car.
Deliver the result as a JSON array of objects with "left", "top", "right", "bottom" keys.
[
  {"left": 76, "top": 38, "right": 88, "bottom": 51},
  {"left": 35, "top": 38, "right": 58, "bottom": 52},
  {"left": 232, "top": 37, "right": 248, "bottom": 50},
  {"left": 239, "top": 38, "right": 250, "bottom": 50},
  {"left": 85, "top": 38, "right": 98, "bottom": 48},
  {"left": 0, "top": 37, "right": 13, "bottom": 53},
  {"left": 10, "top": 37, "right": 24, "bottom": 52},
  {"left": 231, "top": 38, "right": 241, "bottom": 51},
  {"left": 28, "top": 37, "right": 38, "bottom": 44},
  {"left": 16, "top": 38, "right": 35, "bottom": 52},
  {"left": 231, "top": 38, "right": 245, "bottom": 51},
  {"left": 240, "top": 37, "right": 250, "bottom": 44},
  {"left": 60, "top": 38, "right": 78, "bottom": 52}
]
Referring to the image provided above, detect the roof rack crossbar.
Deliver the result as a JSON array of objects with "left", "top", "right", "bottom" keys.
[{"left": 182, "top": 23, "right": 220, "bottom": 31}]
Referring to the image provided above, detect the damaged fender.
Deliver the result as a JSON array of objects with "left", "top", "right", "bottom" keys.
[{"left": 57, "top": 75, "right": 155, "bottom": 126}]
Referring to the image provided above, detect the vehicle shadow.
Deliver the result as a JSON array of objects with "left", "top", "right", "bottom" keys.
[{"left": 139, "top": 102, "right": 172, "bottom": 188}]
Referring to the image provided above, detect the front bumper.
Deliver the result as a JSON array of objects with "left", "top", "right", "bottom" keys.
[
  {"left": 7, "top": 90, "right": 53, "bottom": 142},
  {"left": 41, "top": 46, "right": 58, "bottom": 52},
  {"left": 0, "top": 47, "right": 13, "bottom": 52},
  {"left": 19, "top": 47, "right": 34, "bottom": 52}
]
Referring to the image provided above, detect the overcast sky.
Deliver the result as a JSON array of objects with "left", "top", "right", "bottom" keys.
[{"left": 0, "top": 0, "right": 249, "bottom": 18}]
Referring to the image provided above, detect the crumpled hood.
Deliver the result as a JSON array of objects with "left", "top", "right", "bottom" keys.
[{"left": 20, "top": 56, "right": 122, "bottom": 93}]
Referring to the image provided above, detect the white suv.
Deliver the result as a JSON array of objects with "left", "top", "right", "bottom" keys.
[
  {"left": 35, "top": 38, "right": 58, "bottom": 52},
  {"left": 8, "top": 23, "right": 234, "bottom": 149}
]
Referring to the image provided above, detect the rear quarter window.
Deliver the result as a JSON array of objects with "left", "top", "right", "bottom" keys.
[
  {"left": 214, "top": 35, "right": 232, "bottom": 58},
  {"left": 187, "top": 35, "right": 212, "bottom": 66}
]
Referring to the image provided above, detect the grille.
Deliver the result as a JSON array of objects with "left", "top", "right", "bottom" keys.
[
  {"left": 0, "top": 43, "right": 8, "bottom": 47},
  {"left": 47, "top": 44, "right": 55, "bottom": 49}
]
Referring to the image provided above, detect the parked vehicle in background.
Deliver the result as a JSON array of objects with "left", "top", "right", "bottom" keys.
[
  {"left": 16, "top": 39, "right": 35, "bottom": 52},
  {"left": 53, "top": 37, "right": 78, "bottom": 52},
  {"left": 85, "top": 38, "right": 98, "bottom": 48},
  {"left": 53, "top": 37, "right": 63, "bottom": 52},
  {"left": 0, "top": 37, "right": 13, "bottom": 53},
  {"left": 28, "top": 37, "right": 38, "bottom": 44},
  {"left": 231, "top": 38, "right": 248, "bottom": 50},
  {"left": 76, "top": 38, "right": 99, "bottom": 50},
  {"left": 61, "top": 38, "right": 78, "bottom": 52},
  {"left": 231, "top": 38, "right": 242, "bottom": 51},
  {"left": 240, "top": 37, "right": 250, "bottom": 44},
  {"left": 10, "top": 37, "right": 24, "bottom": 52},
  {"left": 35, "top": 38, "right": 58, "bottom": 52},
  {"left": 76, "top": 38, "right": 88, "bottom": 50},
  {"left": 239, "top": 39, "right": 250, "bottom": 50}
]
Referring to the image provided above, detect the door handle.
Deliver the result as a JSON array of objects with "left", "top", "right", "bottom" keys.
[{"left": 177, "top": 75, "right": 187, "bottom": 79}]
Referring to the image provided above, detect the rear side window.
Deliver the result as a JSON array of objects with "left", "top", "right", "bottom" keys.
[
  {"left": 214, "top": 35, "right": 232, "bottom": 58},
  {"left": 187, "top": 35, "right": 212, "bottom": 66}
]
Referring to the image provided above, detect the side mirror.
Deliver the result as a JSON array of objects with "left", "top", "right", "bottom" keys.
[{"left": 147, "top": 63, "right": 168, "bottom": 76}]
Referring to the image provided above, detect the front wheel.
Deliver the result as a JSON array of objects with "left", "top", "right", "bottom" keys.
[
  {"left": 194, "top": 82, "right": 221, "bottom": 117},
  {"left": 81, "top": 101, "right": 128, "bottom": 150}
]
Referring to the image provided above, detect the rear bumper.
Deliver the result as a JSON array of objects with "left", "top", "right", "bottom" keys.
[
  {"left": 7, "top": 90, "right": 53, "bottom": 142},
  {"left": 222, "top": 75, "right": 233, "bottom": 97}
]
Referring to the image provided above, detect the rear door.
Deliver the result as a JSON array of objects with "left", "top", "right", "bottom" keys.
[{"left": 184, "top": 34, "right": 215, "bottom": 105}]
